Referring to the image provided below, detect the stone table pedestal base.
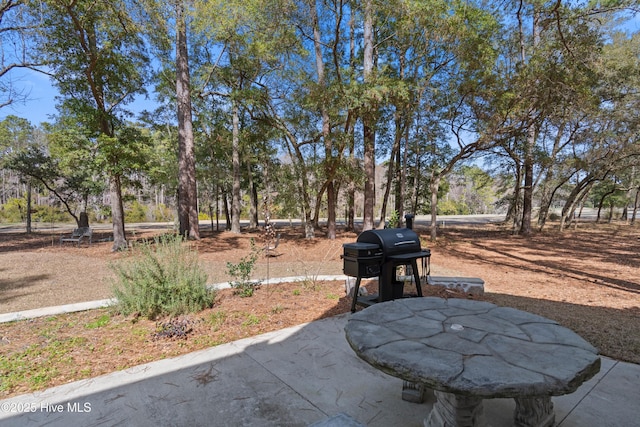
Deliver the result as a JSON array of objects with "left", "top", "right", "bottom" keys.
[
  {"left": 422, "top": 393, "right": 556, "bottom": 427},
  {"left": 425, "top": 391, "right": 488, "bottom": 427},
  {"left": 514, "top": 397, "right": 555, "bottom": 427},
  {"left": 402, "top": 381, "right": 427, "bottom": 403}
]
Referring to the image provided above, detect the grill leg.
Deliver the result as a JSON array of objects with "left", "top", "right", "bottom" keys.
[
  {"left": 350, "top": 277, "right": 362, "bottom": 313},
  {"left": 379, "top": 264, "right": 397, "bottom": 302},
  {"left": 411, "top": 260, "right": 423, "bottom": 297}
]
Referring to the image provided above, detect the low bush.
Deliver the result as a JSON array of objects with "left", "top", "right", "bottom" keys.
[
  {"left": 151, "top": 203, "right": 174, "bottom": 222},
  {"left": 226, "top": 239, "right": 260, "bottom": 297},
  {"left": 0, "top": 197, "right": 26, "bottom": 222},
  {"left": 111, "top": 234, "right": 214, "bottom": 320},
  {"left": 32, "top": 205, "right": 69, "bottom": 223},
  {"left": 387, "top": 210, "right": 400, "bottom": 228},
  {"left": 125, "top": 200, "right": 148, "bottom": 223}
]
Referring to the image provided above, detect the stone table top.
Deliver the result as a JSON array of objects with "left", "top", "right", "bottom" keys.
[{"left": 344, "top": 297, "right": 601, "bottom": 398}]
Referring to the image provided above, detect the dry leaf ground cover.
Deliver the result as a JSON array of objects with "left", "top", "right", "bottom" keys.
[{"left": 0, "top": 221, "right": 638, "bottom": 399}]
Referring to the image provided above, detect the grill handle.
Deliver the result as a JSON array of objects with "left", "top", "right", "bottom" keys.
[{"left": 394, "top": 240, "right": 416, "bottom": 246}]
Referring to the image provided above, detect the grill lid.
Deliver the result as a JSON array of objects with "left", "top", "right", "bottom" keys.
[{"left": 356, "top": 228, "right": 421, "bottom": 258}]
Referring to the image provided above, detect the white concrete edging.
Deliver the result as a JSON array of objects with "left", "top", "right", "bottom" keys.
[{"left": 0, "top": 275, "right": 349, "bottom": 324}]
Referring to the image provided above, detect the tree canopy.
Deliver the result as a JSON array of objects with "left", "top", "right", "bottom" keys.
[{"left": 0, "top": 0, "right": 638, "bottom": 239}]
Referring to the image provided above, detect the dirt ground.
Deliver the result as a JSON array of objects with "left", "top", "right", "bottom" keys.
[{"left": 0, "top": 221, "right": 639, "bottom": 398}]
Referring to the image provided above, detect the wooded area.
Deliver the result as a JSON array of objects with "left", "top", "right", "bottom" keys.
[{"left": 0, "top": 0, "right": 639, "bottom": 248}]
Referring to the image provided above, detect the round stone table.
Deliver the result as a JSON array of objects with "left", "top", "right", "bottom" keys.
[{"left": 344, "top": 297, "right": 601, "bottom": 427}]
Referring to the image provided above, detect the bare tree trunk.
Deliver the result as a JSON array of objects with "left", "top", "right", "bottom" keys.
[
  {"left": 110, "top": 175, "right": 127, "bottom": 251},
  {"left": 312, "top": 182, "right": 327, "bottom": 229},
  {"left": 231, "top": 101, "right": 241, "bottom": 234},
  {"left": 394, "top": 54, "right": 409, "bottom": 228},
  {"left": 632, "top": 187, "right": 639, "bottom": 224},
  {"left": 346, "top": 190, "right": 355, "bottom": 230},
  {"left": 1, "top": 170, "right": 5, "bottom": 205},
  {"left": 300, "top": 179, "right": 314, "bottom": 239},
  {"left": 96, "top": 103, "right": 127, "bottom": 250},
  {"left": 596, "top": 188, "right": 616, "bottom": 223},
  {"left": 429, "top": 172, "right": 440, "bottom": 242},
  {"left": 505, "top": 162, "right": 522, "bottom": 232},
  {"left": 394, "top": 142, "right": 402, "bottom": 228},
  {"left": 562, "top": 178, "right": 593, "bottom": 223},
  {"left": 346, "top": 146, "right": 356, "bottom": 232},
  {"left": 363, "top": 123, "right": 375, "bottom": 231},
  {"left": 326, "top": 182, "right": 337, "bottom": 238},
  {"left": 176, "top": 1, "right": 199, "bottom": 240},
  {"left": 362, "top": 0, "right": 375, "bottom": 231},
  {"left": 222, "top": 189, "right": 232, "bottom": 231},
  {"left": 560, "top": 180, "right": 594, "bottom": 231},
  {"left": 538, "top": 177, "right": 569, "bottom": 231},
  {"left": 395, "top": 123, "right": 409, "bottom": 228},
  {"left": 378, "top": 134, "right": 399, "bottom": 228},
  {"left": 282, "top": 130, "right": 315, "bottom": 239},
  {"left": 215, "top": 182, "right": 220, "bottom": 231},
  {"left": 79, "top": 194, "right": 90, "bottom": 228},
  {"left": 537, "top": 173, "right": 554, "bottom": 229},
  {"left": 345, "top": 11, "right": 356, "bottom": 232},
  {"left": 323, "top": 134, "right": 337, "bottom": 238},
  {"left": 26, "top": 181, "right": 32, "bottom": 234},
  {"left": 608, "top": 202, "right": 615, "bottom": 223},
  {"left": 521, "top": 134, "right": 534, "bottom": 235},
  {"left": 537, "top": 124, "right": 569, "bottom": 229},
  {"left": 247, "top": 162, "right": 258, "bottom": 229},
  {"left": 309, "top": 0, "right": 336, "bottom": 239},
  {"left": 411, "top": 150, "right": 420, "bottom": 215},
  {"left": 518, "top": 4, "right": 540, "bottom": 236},
  {"left": 380, "top": 54, "right": 406, "bottom": 230}
]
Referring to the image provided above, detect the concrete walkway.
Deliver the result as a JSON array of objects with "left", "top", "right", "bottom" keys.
[{"left": 1, "top": 313, "right": 638, "bottom": 427}]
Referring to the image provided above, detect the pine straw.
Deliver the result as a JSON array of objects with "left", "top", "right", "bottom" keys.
[{"left": 0, "top": 222, "right": 638, "bottom": 399}]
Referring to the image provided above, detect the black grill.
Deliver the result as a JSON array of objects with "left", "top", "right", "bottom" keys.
[{"left": 343, "top": 227, "right": 430, "bottom": 312}]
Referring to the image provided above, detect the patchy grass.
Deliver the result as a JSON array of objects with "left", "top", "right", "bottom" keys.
[
  {"left": 84, "top": 314, "right": 110, "bottom": 329},
  {"left": 0, "top": 280, "right": 353, "bottom": 399}
]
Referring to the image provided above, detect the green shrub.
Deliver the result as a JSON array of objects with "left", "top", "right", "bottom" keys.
[
  {"left": 387, "top": 210, "right": 400, "bottom": 228},
  {"left": 437, "top": 199, "right": 470, "bottom": 215},
  {"left": 110, "top": 234, "right": 214, "bottom": 320},
  {"left": 151, "top": 203, "right": 174, "bottom": 222},
  {"left": 226, "top": 239, "right": 260, "bottom": 297},
  {"left": 91, "top": 205, "right": 111, "bottom": 223},
  {"left": 125, "top": 200, "right": 148, "bottom": 223},
  {"left": 0, "top": 197, "right": 26, "bottom": 222},
  {"left": 32, "top": 205, "right": 69, "bottom": 223},
  {"left": 0, "top": 200, "right": 69, "bottom": 224}
]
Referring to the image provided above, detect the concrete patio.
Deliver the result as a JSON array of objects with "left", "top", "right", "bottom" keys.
[{"left": 0, "top": 312, "right": 638, "bottom": 427}]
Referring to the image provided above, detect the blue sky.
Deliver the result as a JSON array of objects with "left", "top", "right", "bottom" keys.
[
  {"left": 1, "top": 69, "right": 58, "bottom": 126},
  {"left": 0, "top": 68, "right": 157, "bottom": 127}
]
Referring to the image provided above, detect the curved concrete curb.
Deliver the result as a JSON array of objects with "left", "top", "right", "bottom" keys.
[
  {"left": 0, "top": 299, "right": 116, "bottom": 324},
  {"left": 0, "top": 275, "right": 349, "bottom": 324},
  {"left": 210, "top": 274, "right": 348, "bottom": 290}
]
